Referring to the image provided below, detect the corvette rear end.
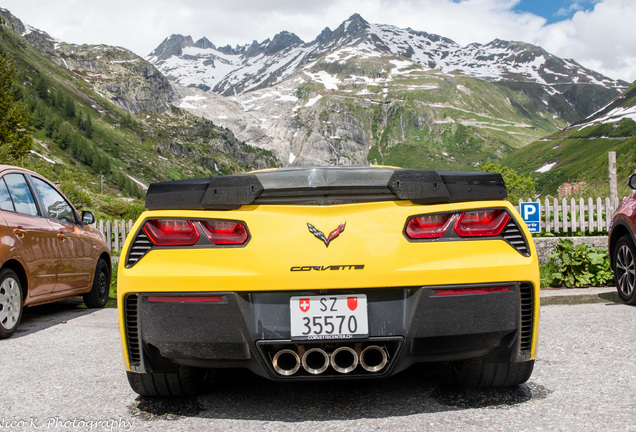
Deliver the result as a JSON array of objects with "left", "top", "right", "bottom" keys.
[{"left": 117, "top": 167, "right": 539, "bottom": 396}]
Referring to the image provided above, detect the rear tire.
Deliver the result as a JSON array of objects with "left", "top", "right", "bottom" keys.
[
  {"left": 613, "top": 235, "right": 636, "bottom": 305},
  {"left": 0, "top": 268, "right": 23, "bottom": 339},
  {"left": 453, "top": 358, "right": 535, "bottom": 388},
  {"left": 83, "top": 258, "right": 110, "bottom": 308},
  {"left": 126, "top": 367, "right": 208, "bottom": 397}
]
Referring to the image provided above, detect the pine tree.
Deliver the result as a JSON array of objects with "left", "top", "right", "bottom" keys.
[{"left": 0, "top": 51, "right": 33, "bottom": 163}]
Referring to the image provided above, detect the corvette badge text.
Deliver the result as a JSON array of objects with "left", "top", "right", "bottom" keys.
[{"left": 290, "top": 265, "right": 365, "bottom": 272}]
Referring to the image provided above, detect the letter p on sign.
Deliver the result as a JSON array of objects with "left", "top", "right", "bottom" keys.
[{"left": 519, "top": 202, "right": 541, "bottom": 233}]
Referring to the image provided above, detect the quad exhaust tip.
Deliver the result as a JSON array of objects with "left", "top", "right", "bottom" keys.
[
  {"left": 330, "top": 346, "right": 359, "bottom": 374},
  {"left": 272, "top": 349, "right": 301, "bottom": 376},
  {"left": 360, "top": 345, "right": 388, "bottom": 372},
  {"left": 301, "top": 348, "right": 330, "bottom": 375},
  {"left": 271, "top": 344, "right": 389, "bottom": 376}
]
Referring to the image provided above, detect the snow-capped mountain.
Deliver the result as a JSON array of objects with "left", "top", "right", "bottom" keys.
[
  {"left": 148, "top": 13, "right": 626, "bottom": 96},
  {"left": 3, "top": 5, "right": 630, "bottom": 174}
]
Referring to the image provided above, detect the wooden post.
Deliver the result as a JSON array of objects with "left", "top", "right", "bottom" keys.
[{"left": 609, "top": 151, "right": 617, "bottom": 212}]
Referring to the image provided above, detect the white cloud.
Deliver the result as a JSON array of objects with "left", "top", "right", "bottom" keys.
[
  {"left": 538, "top": 0, "right": 636, "bottom": 83},
  {"left": 1, "top": 0, "right": 634, "bottom": 82}
]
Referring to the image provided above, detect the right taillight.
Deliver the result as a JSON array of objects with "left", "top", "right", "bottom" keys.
[
  {"left": 404, "top": 209, "right": 511, "bottom": 240},
  {"left": 454, "top": 209, "right": 510, "bottom": 237}
]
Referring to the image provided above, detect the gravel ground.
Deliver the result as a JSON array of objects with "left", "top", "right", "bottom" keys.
[{"left": 1, "top": 297, "right": 635, "bottom": 432}]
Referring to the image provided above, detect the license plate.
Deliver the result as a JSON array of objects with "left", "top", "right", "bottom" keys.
[{"left": 290, "top": 294, "right": 368, "bottom": 340}]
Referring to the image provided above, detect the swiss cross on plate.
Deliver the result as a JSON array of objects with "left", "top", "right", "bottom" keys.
[{"left": 299, "top": 298, "right": 310, "bottom": 312}]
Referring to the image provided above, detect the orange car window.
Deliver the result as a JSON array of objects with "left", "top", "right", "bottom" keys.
[
  {"left": 0, "top": 178, "right": 15, "bottom": 212},
  {"left": 31, "top": 177, "right": 76, "bottom": 224},
  {"left": 4, "top": 174, "right": 38, "bottom": 216}
]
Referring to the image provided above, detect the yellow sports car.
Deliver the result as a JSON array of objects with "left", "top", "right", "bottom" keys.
[{"left": 117, "top": 167, "right": 539, "bottom": 397}]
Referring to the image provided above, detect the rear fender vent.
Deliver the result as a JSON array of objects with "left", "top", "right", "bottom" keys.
[
  {"left": 502, "top": 220, "right": 530, "bottom": 256},
  {"left": 519, "top": 283, "right": 534, "bottom": 356},
  {"left": 124, "top": 294, "right": 143, "bottom": 371},
  {"left": 125, "top": 232, "right": 153, "bottom": 268}
]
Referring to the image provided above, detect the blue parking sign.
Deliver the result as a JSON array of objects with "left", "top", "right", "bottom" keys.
[{"left": 519, "top": 202, "right": 541, "bottom": 233}]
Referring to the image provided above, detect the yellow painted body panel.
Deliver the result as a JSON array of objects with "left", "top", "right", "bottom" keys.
[{"left": 117, "top": 200, "right": 540, "bottom": 369}]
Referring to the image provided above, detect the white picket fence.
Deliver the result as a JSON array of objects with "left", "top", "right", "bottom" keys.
[
  {"left": 96, "top": 196, "right": 620, "bottom": 251},
  {"left": 98, "top": 219, "right": 134, "bottom": 252},
  {"left": 516, "top": 197, "right": 619, "bottom": 234}
]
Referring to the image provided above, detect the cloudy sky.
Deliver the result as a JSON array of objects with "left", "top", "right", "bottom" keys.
[{"left": 2, "top": 0, "right": 635, "bottom": 82}]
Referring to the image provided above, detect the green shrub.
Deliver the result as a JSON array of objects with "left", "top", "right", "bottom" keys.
[
  {"left": 100, "top": 201, "right": 127, "bottom": 218},
  {"left": 100, "top": 200, "right": 145, "bottom": 220},
  {"left": 540, "top": 238, "right": 614, "bottom": 288},
  {"left": 480, "top": 162, "right": 536, "bottom": 205},
  {"left": 109, "top": 260, "right": 118, "bottom": 298}
]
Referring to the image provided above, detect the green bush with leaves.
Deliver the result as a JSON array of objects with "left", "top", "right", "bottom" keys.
[
  {"left": 0, "top": 51, "right": 33, "bottom": 164},
  {"left": 100, "top": 200, "right": 145, "bottom": 221},
  {"left": 479, "top": 162, "right": 536, "bottom": 205},
  {"left": 109, "top": 260, "right": 118, "bottom": 298},
  {"left": 540, "top": 239, "right": 614, "bottom": 288}
]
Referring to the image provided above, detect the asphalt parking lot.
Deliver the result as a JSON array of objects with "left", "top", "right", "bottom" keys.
[{"left": 1, "top": 290, "right": 635, "bottom": 432}]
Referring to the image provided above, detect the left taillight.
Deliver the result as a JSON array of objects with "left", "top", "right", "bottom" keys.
[
  {"left": 141, "top": 218, "right": 250, "bottom": 247},
  {"left": 143, "top": 219, "right": 200, "bottom": 246},
  {"left": 405, "top": 213, "right": 453, "bottom": 239}
]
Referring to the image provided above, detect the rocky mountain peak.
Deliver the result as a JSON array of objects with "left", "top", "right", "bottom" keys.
[
  {"left": 194, "top": 36, "right": 215, "bottom": 50},
  {"left": 313, "top": 27, "right": 333, "bottom": 44},
  {"left": 147, "top": 12, "right": 627, "bottom": 97},
  {"left": 264, "top": 31, "right": 304, "bottom": 55},
  {"left": 0, "top": 8, "right": 26, "bottom": 35},
  {"left": 149, "top": 34, "right": 194, "bottom": 60},
  {"left": 327, "top": 12, "right": 371, "bottom": 45},
  {"left": 0, "top": 8, "right": 58, "bottom": 54}
]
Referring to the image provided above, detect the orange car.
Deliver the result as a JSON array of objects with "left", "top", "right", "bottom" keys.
[{"left": 0, "top": 165, "right": 111, "bottom": 338}]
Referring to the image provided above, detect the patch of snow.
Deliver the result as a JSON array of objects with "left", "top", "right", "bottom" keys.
[
  {"left": 277, "top": 94, "right": 298, "bottom": 102},
  {"left": 306, "top": 71, "right": 341, "bottom": 90},
  {"left": 30, "top": 150, "right": 55, "bottom": 164},
  {"left": 305, "top": 95, "right": 323, "bottom": 107},
  {"left": 585, "top": 105, "right": 636, "bottom": 126},
  {"left": 122, "top": 171, "right": 148, "bottom": 191},
  {"left": 535, "top": 162, "right": 557, "bottom": 173}
]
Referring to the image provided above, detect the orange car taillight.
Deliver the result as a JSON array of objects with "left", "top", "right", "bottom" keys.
[
  {"left": 454, "top": 209, "right": 510, "bottom": 237},
  {"left": 200, "top": 220, "right": 249, "bottom": 245},
  {"left": 405, "top": 213, "right": 454, "bottom": 239},
  {"left": 143, "top": 219, "right": 200, "bottom": 246},
  {"left": 404, "top": 209, "right": 511, "bottom": 240}
]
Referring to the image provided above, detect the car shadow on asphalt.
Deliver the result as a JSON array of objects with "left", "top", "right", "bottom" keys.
[
  {"left": 11, "top": 298, "right": 101, "bottom": 339},
  {"left": 129, "top": 364, "right": 551, "bottom": 421}
]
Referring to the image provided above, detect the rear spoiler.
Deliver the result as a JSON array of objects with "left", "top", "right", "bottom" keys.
[{"left": 145, "top": 167, "right": 507, "bottom": 210}]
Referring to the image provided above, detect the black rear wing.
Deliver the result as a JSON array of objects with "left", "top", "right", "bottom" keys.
[{"left": 145, "top": 167, "right": 507, "bottom": 210}]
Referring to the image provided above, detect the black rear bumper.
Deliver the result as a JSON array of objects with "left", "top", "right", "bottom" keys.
[{"left": 123, "top": 283, "right": 535, "bottom": 380}]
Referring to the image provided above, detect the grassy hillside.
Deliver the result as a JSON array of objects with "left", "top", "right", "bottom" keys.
[
  {"left": 296, "top": 62, "right": 566, "bottom": 170},
  {"left": 0, "top": 21, "right": 277, "bottom": 218},
  {"left": 504, "top": 82, "right": 636, "bottom": 196}
]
